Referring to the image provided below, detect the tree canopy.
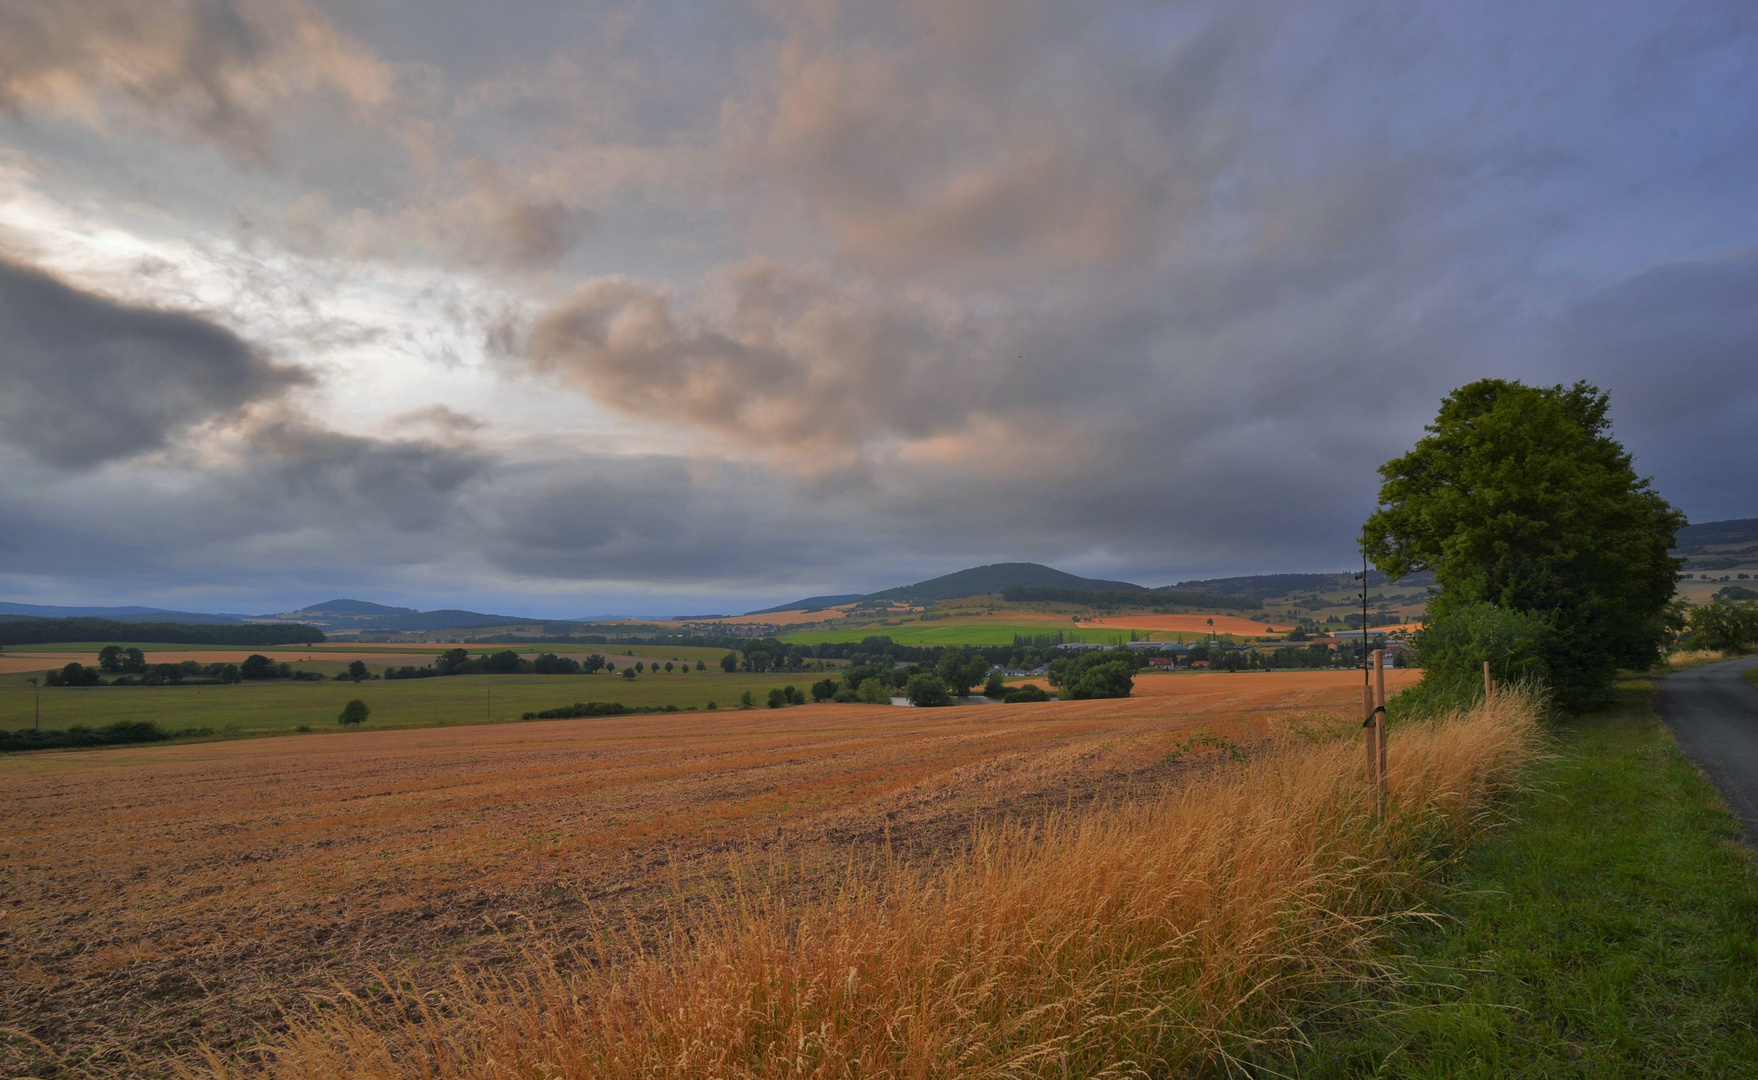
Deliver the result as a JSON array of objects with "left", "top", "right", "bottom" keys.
[{"left": 1363, "top": 380, "right": 1683, "bottom": 708}]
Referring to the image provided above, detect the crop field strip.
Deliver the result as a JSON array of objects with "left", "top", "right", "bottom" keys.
[{"left": 0, "top": 669, "right": 1413, "bottom": 1078}]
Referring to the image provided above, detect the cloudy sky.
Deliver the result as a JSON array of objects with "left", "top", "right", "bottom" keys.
[{"left": 1, "top": 0, "right": 1754, "bottom": 617}]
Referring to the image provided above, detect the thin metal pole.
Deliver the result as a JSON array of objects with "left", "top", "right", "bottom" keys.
[
  {"left": 1359, "top": 546, "right": 1377, "bottom": 812},
  {"left": 1374, "top": 648, "right": 1388, "bottom": 820}
]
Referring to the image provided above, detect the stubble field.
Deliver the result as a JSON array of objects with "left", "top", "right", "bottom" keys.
[{"left": 0, "top": 669, "right": 1416, "bottom": 1077}]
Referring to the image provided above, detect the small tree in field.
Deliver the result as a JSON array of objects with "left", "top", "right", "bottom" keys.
[
  {"left": 347, "top": 660, "right": 369, "bottom": 682},
  {"left": 338, "top": 699, "right": 370, "bottom": 727}
]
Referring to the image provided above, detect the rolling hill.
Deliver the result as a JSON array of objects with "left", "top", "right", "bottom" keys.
[{"left": 862, "top": 563, "right": 1143, "bottom": 604}]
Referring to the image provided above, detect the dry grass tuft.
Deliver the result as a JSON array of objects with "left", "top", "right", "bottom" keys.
[{"left": 208, "top": 692, "right": 1542, "bottom": 1080}]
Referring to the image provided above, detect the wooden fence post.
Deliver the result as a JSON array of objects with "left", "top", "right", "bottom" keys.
[
  {"left": 1373, "top": 648, "right": 1388, "bottom": 820},
  {"left": 1483, "top": 660, "right": 1495, "bottom": 703}
]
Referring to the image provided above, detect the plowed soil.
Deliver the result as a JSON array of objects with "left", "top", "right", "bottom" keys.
[{"left": 0, "top": 669, "right": 1416, "bottom": 1077}]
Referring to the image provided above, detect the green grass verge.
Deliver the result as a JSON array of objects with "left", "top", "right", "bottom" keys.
[
  {"left": 1293, "top": 680, "right": 1758, "bottom": 1078},
  {"left": 1744, "top": 664, "right": 1757, "bottom": 689},
  {"left": 0, "top": 671, "right": 829, "bottom": 738}
]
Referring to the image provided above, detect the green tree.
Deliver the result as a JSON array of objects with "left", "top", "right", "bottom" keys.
[
  {"left": 720, "top": 652, "right": 739, "bottom": 673},
  {"left": 1364, "top": 380, "right": 1683, "bottom": 709},
  {"left": 664, "top": 661, "right": 674, "bottom": 674},
  {"left": 936, "top": 646, "right": 988, "bottom": 697},
  {"left": 621, "top": 667, "right": 637, "bottom": 680},
  {"left": 740, "top": 690, "right": 755, "bottom": 708},
  {"left": 347, "top": 659, "right": 369, "bottom": 682},
  {"left": 337, "top": 699, "right": 370, "bottom": 727},
  {"left": 695, "top": 660, "right": 706, "bottom": 671},
  {"left": 811, "top": 678, "right": 839, "bottom": 701},
  {"left": 905, "top": 673, "right": 951, "bottom": 707},
  {"left": 240, "top": 653, "right": 277, "bottom": 680},
  {"left": 767, "top": 687, "right": 787, "bottom": 708},
  {"left": 98, "top": 645, "right": 125, "bottom": 673},
  {"left": 1687, "top": 600, "right": 1758, "bottom": 653}
]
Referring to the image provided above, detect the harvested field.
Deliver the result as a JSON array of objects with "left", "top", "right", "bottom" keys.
[{"left": 0, "top": 670, "right": 1415, "bottom": 1077}]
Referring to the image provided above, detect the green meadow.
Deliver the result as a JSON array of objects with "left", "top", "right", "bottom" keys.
[
  {"left": 0, "top": 669, "right": 823, "bottom": 737},
  {"left": 778, "top": 620, "right": 1200, "bottom": 646}
]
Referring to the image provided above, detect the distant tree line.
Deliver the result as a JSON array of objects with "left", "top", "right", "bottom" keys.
[
  {"left": 0, "top": 618, "right": 324, "bottom": 648},
  {"left": 383, "top": 649, "right": 707, "bottom": 679}
]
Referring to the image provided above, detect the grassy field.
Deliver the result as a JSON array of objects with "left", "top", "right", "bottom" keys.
[
  {"left": 0, "top": 641, "right": 738, "bottom": 662},
  {"left": 781, "top": 620, "right": 1228, "bottom": 646},
  {"left": 0, "top": 669, "right": 1418, "bottom": 1078},
  {"left": 1295, "top": 678, "right": 1758, "bottom": 1077},
  {"left": 0, "top": 669, "right": 828, "bottom": 735}
]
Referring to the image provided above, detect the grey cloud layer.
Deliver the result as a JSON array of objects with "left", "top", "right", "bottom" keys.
[
  {"left": 1, "top": 0, "right": 1756, "bottom": 610},
  {"left": 0, "top": 258, "right": 311, "bottom": 468},
  {"left": 0, "top": 0, "right": 390, "bottom": 163}
]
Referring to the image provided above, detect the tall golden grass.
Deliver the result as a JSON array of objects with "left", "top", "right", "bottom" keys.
[{"left": 210, "top": 693, "right": 1542, "bottom": 1080}]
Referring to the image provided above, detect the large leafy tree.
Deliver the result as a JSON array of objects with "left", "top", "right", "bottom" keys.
[{"left": 1363, "top": 380, "right": 1683, "bottom": 708}]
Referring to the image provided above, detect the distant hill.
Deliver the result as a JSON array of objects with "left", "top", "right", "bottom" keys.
[
  {"left": 0, "top": 602, "right": 246, "bottom": 625},
  {"left": 1174, "top": 570, "right": 1434, "bottom": 602},
  {"left": 742, "top": 594, "right": 865, "bottom": 616},
  {"left": 259, "top": 601, "right": 536, "bottom": 632},
  {"left": 281, "top": 599, "right": 419, "bottom": 617},
  {"left": 864, "top": 563, "right": 1143, "bottom": 604},
  {"left": 1674, "top": 517, "right": 1758, "bottom": 554}
]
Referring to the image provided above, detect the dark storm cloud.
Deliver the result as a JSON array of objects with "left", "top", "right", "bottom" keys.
[{"left": 0, "top": 257, "right": 311, "bottom": 468}]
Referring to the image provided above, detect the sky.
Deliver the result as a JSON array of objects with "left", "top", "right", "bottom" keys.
[{"left": 1, "top": 0, "right": 1755, "bottom": 618}]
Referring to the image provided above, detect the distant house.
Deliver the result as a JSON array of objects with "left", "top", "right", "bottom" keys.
[
  {"left": 1190, "top": 660, "right": 1210, "bottom": 669},
  {"left": 1147, "top": 656, "right": 1178, "bottom": 669}
]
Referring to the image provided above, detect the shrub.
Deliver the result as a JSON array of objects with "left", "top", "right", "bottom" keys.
[
  {"left": 520, "top": 702, "right": 629, "bottom": 720},
  {"left": 810, "top": 678, "right": 839, "bottom": 702},
  {"left": 984, "top": 673, "right": 1006, "bottom": 698},
  {"left": 1412, "top": 599, "right": 1554, "bottom": 705},
  {"left": 739, "top": 691, "right": 755, "bottom": 709},
  {"left": 0, "top": 720, "right": 168, "bottom": 752},
  {"left": 1004, "top": 683, "right": 1052, "bottom": 703},
  {"left": 44, "top": 661, "right": 103, "bottom": 687},
  {"left": 766, "top": 688, "right": 787, "bottom": 709},
  {"left": 857, "top": 678, "right": 893, "bottom": 705},
  {"left": 785, "top": 685, "right": 806, "bottom": 705}
]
